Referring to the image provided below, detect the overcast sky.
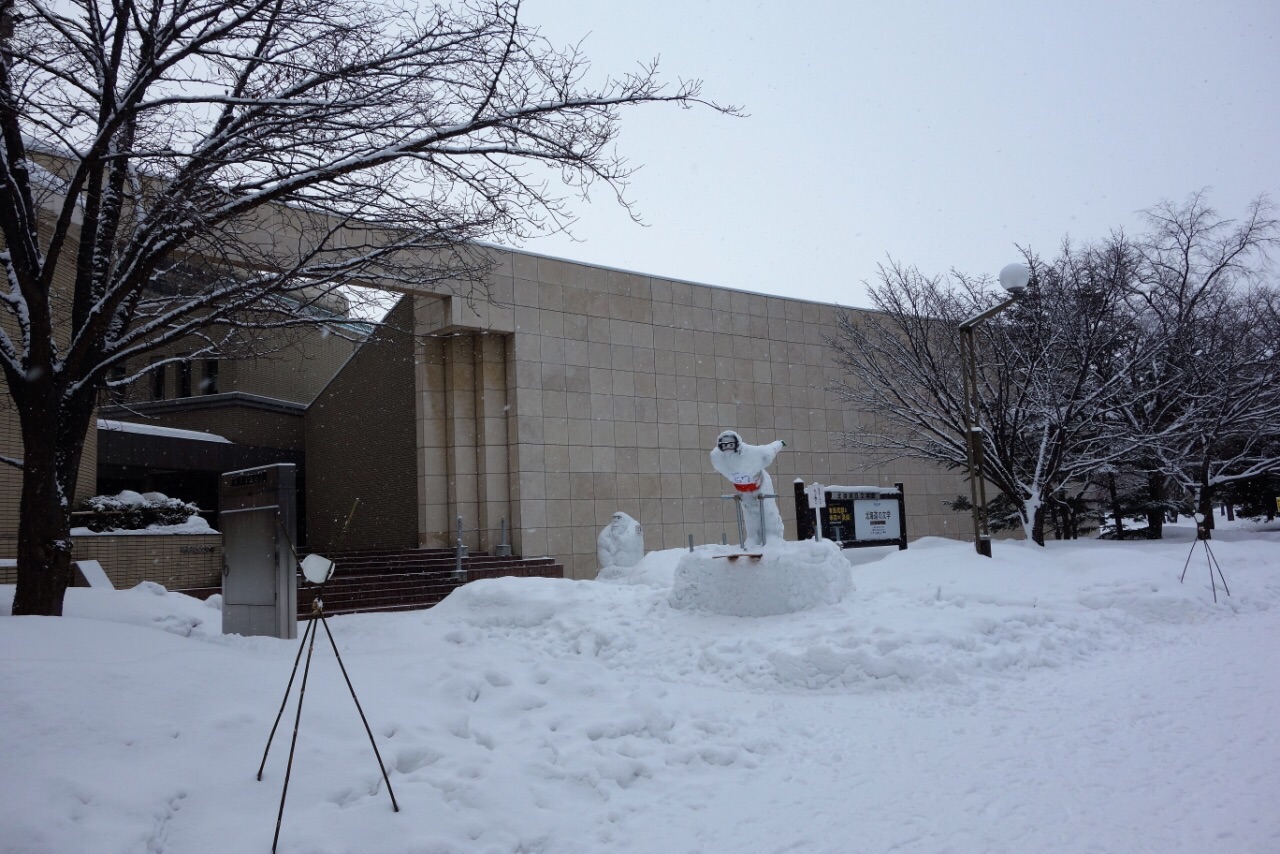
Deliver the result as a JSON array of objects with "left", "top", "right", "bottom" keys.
[{"left": 507, "top": 0, "right": 1279, "bottom": 308}]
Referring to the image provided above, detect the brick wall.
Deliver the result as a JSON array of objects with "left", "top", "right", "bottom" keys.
[
  {"left": 304, "top": 298, "right": 418, "bottom": 550},
  {"left": 0, "top": 392, "right": 99, "bottom": 559},
  {"left": 0, "top": 396, "right": 20, "bottom": 558},
  {"left": 54, "top": 534, "right": 221, "bottom": 590}
]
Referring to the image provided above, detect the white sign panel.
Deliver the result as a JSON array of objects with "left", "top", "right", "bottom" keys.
[
  {"left": 853, "top": 499, "right": 900, "bottom": 541},
  {"left": 806, "top": 482, "right": 826, "bottom": 509},
  {"left": 73, "top": 559, "right": 115, "bottom": 590}
]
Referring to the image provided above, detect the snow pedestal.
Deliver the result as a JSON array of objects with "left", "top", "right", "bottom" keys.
[{"left": 668, "top": 540, "right": 852, "bottom": 617}]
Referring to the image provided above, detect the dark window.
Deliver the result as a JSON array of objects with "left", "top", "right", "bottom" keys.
[
  {"left": 178, "top": 361, "right": 193, "bottom": 397},
  {"left": 201, "top": 360, "right": 219, "bottom": 394},
  {"left": 151, "top": 363, "right": 166, "bottom": 400},
  {"left": 107, "top": 364, "right": 126, "bottom": 403}
]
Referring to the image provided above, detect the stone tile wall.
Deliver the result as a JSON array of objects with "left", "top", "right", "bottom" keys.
[
  {"left": 428, "top": 248, "right": 972, "bottom": 579},
  {"left": 67, "top": 533, "right": 224, "bottom": 590}
]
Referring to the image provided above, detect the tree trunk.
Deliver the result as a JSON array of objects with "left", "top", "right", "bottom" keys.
[
  {"left": 11, "top": 436, "right": 76, "bottom": 616},
  {"left": 1108, "top": 473, "right": 1124, "bottom": 540},
  {"left": 1196, "top": 481, "right": 1215, "bottom": 539},
  {"left": 11, "top": 387, "right": 93, "bottom": 617},
  {"left": 1031, "top": 502, "right": 1047, "bottom": 546},
  {"left": 1145, "top": 471, "right": 1165, "bottom": 539}
]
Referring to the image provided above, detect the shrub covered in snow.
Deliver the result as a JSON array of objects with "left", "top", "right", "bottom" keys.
[{"left": 74, "top": 491, "right": 203, "bottom": 533}]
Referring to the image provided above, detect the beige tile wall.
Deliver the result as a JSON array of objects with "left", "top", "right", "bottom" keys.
[
  {"left": 471, "top": 248, "right": 971, "bottom": 579},
  {"left": 68, "top": 533, "right": 224, "bottom": 590},
  {"left": 412, "top": 302, "right": 514, "bottom": 553}
]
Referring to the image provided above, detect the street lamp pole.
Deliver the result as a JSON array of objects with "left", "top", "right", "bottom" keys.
[{"left": 960, "top": 263, "right": 1031, "bottom": 557}]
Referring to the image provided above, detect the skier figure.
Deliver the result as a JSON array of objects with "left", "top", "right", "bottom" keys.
[{"left": 709, "top": 430, "right": 786, "bottom": 547}]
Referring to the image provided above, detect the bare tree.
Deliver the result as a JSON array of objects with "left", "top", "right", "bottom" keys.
[
  {"left": 1123, "top": 194, "right": 1279, "bottom": 536},
  {"left": 830, "top": 245, "right": 1152, "bottom": 546},
  {"left": 0, "top": 0, "right": 735, "bottom": 615},
  {"left": 830, "top": 195, "right": 1278, "bottom": 548},
  {"left": 1150, "top": 286, "right": 1280, "bottom": 530}
]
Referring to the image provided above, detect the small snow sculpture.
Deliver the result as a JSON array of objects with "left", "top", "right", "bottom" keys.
[
  {"left": 710, "top": 430, "right": 786, "bottom": 548},
  {"left": 598, "top": 512, "right": 644, "bottom": 569}
]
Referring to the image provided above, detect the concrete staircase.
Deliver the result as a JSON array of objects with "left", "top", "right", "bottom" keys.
[
  {"left": 178, "top": 547, "right": 564, "bottom": 618},
  {"left": 295, "top": 547, "right": 564, "bottom": 618}
]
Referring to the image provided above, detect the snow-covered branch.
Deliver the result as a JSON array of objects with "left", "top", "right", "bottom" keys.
[{"left": 0, "top": 0, "right": 737, "bottom": 615}]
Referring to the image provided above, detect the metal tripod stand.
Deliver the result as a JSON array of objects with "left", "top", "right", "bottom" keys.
[
  {"left": 257, "top": 593, "right": 399, "bottom": 853},
  {"left": 1179, "top": 524, "right": 1231, "bottom": 603}
]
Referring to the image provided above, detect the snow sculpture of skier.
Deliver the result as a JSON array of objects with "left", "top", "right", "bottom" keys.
[
  {"left": 598, "top": 511, "right": 644, "bottom": 569},
  {"left": 710, "top": 430, "right": 786, "bottom": 548}
]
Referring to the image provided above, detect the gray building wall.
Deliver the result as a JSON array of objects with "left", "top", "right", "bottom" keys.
[{"left": 305, "top": 299, "right": 419, "bottom": 551}]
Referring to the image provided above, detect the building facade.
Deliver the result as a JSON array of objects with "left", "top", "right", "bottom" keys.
[
  {"left": 3, "top": 243, "right": 972, "bottom": 583},
  {"left": 303, "top": 246, "right": 970, "bottom": 579}
]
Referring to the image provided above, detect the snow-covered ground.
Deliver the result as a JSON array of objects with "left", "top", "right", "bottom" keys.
[{"left": 2, "top": 520, "right": 1278, "bottom": 853}]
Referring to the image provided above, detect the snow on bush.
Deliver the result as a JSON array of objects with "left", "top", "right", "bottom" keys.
[{"left": 73, "top": 490, "right": 210, "bottom": 533}]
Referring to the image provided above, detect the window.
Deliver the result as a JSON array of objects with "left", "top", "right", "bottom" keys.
[
  {"left": 150, "top": 363, "right": 166, "bottom": 400},
  {"left": 107, "top": 364, "right": 126, "bottom": 403},
  {"left": 201, "top": 360, "right": 219, "bottom": 395},
  {"left": 178, "top": 361, "right": 193, "bottom": 398}
]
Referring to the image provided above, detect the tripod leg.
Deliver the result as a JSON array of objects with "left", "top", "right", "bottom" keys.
[
  {"left": 272, "top": 612, "right": 320, "bottom": 853},
  {"left": 1207, "top": 543, "right": 1217, "bottom": 603},
  {"left": 259, "top": 615, "right": 315, "bottom": 780},
  {"left": 1205, "top": 542, "right": 1230, "bottom": 598},
  {"left": 318, "top": 613, "right": 400, "bottom": 812},
  {"left": 1180, "top": 538, "right": 1196, "bottom": 584}
]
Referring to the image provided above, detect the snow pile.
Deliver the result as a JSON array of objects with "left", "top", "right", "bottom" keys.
[
  {"left": 595, "top": 546, "right": 677, "bottom": 587},
  {"left": 72, "top": 490, "right": 215, "bottom": 535},
  {"left": 2, "top": 522, "right": 1279, "bottom": 853},
  {"left": 668, "top": 540, "right": 852, "bottom": 616}
]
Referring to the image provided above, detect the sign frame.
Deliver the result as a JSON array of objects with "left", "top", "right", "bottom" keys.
[{"left": 793, "top": 480, "right": 908, "bottom": 550}]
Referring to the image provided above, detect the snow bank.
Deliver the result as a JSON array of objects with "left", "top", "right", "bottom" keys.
[
  {"left": 669, "top": 540, "right": 852, "bottom": 616},
  {"left": 3, "top": 528, "right": 1280, "bottom": 853}
]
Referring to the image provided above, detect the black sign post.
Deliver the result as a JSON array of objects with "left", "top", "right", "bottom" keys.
[{"left": 793, "top": 480, "right": 908, "bottom": 550}]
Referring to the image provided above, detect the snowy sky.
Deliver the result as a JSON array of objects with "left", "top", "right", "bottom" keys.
[{"left": 512, "top": 0, "right": 1280, "bottom": 308}]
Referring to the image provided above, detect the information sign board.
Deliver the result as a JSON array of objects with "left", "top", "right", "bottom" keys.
[
  {"left": 853, "top": 499, "right": 900, "bottom": 541},
  {"left": 793, "top": 480, "right": 908, "bottom": 550}
]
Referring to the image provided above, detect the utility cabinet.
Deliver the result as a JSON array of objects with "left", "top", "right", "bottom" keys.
[{"left": 220, "top": 464, "right": 298, "bottom": 639}]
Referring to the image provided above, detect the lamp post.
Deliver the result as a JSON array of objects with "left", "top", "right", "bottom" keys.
[{"left": 960, "top": 263, "right": 1031, "bottom": 557}]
